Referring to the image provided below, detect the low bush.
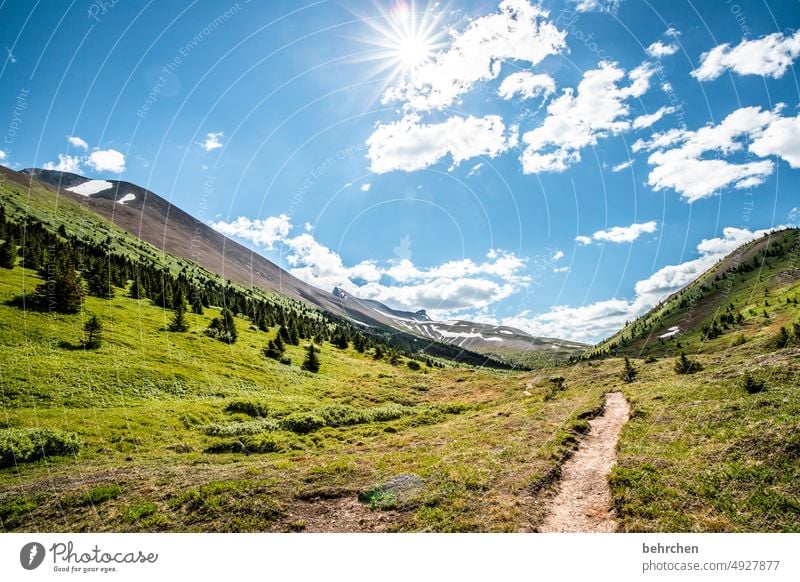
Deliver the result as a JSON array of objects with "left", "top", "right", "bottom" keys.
[
  {"left": 0, "top": 427, "right": 82, "bottom": 468},
  {"left": 279, "top": 412, "right": 326, "bottom": 434},
  {"left": 200, "top": 419, "right": 280, "bottom": 437},
  {"left": 741, "top": 371, "right": 766, "bottom": 394},
  {"left": 225, "top": 400, "right": 269, "bottom": 418}
]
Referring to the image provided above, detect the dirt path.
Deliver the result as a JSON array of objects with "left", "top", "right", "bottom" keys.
[{"left": 539, "top": 392, "right": 630, "bottom": 532}]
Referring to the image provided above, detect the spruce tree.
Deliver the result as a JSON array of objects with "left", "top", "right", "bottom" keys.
[
  {"left": 205, "top": 307, "right": 238, "bottom": 343},
  {"left": 83, "top": 315, "right": 103, "bottom": 349},
  {"left": 301, "top": 343, "right": 320, "bottom": 373},
  {"left": 36, "top": 251, "right": 83, "bottom": 313},
  {"left": 0, "top": 237, "right": 15, "bottom": 269},
  {"left": 621, "top": 356, "right": 637, "bottom": 383},
  {"left": 168, "top": 291, "right": 189, "bottom": 332},
  {"left": 86, "top": 259, "right": 115, "bottom": 299}
]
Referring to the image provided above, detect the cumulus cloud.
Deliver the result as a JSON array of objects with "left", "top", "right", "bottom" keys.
[
  {"left": 571, "top": 0, "right": 622, "bottom": 12},
  {"left": 67, "top": 135, "right": 89, "bottom": 150},
  {"left": 553, "top": 266, "right": 569, "bottom": 273},
  {"left": 612, "top": 159, "right": 634, "bottom": 172},
  {"left": 633, "top": 105, "right": 800, "bottom": 202},
  {"left": 86, "top": 148, "right": 126, "bottom": 173},
  {"left": 520, "top": 61, "right": 655, "bottom": 173},
  {"left": 382, "top": 0, "right": 566, "bottom": 112},
  {"left": 210, "top": 214, "right": 291, "bottom": 250},
  {"left": 632, "top": 106, "right": 676, "bottom": 130},
  {"left": 0, "top": 150, "right": 6, "bottom": 161},
  {"left": 367, "top": 114, "right": 517, "bottom": 173},
  {"left": 575, "top": 235, "right": 592, "bottom": 245},
  {"left": 691, "top": 30, "right": 800, "bottom": 81},
  {"left": 591, "top": 221, "right": 658, "bottom": 243},
  {"left": 360, "top": 183, "right": 371, "bottom": 192},
  {"left": 43, "top": 154, "right": 82, "bottom": 173},
  {"left": 499, "top": 226, "right": 781, "bottom": 342},
  {"left": 551, "top": 250, "right": 564, "bottom": 261},
  {"left": 498, "top": 71, "right": 556, "bottom": 101},
  {"left": 646, "top": 40, "right": 678, "bottom": 59},
  {"left": 211, "top": 213, "right": 530, "bottom": 316},
  {"left": 201, "top": 132, "right": 223, "bottom": 152}
]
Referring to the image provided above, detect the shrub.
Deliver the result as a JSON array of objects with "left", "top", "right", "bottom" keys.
[
  {"left": 77, "top": 484, "right": 122, "bottom": 506},
  {"left": 771, "top": 326, "right": 790, "bottom": 350},
  {"left": 674, "top": 352, "right": 702, "bottom": 374},
  {"left": 279, "top": 355, "right": 292, "bottom": 366},
  {"left": 83, "top": 315, "right": 103, "bottom": 349},
  {"left": 370, "top": 404, "right": 412, "bottom": 422},
  {"left": 225, "top": 400, "right": 269, "bottom": 417},
  {"left": 406, "top": 360, "right": 421, "bottom": 371},
  {"left": 621, "top": 357, "right": 637, "bottom": 383},
  {"left": 279, "top": 412, "right": 326, "bottom": 434},
  {"left": 318, "top": 404, "right": 368, "bottom": 427},
  {"left": 200, "top": 419, "right": 280, "bottom": 436},
  {"left": 741, "top": 372, "right": 766, "bottom": 394},
  {"left": 0, "top": 427, "right": 82, "bottom": 468}
]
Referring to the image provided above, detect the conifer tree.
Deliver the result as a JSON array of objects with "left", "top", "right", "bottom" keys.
[
  {"left": 83, "top": 315, "right": 103, "bottom": 349},
  {"left": 0, "top": 237, "right": 15, "bottom": 269},
  {"left": 301, "top": 343, "right": 320, "bottom": 373},
  {"left": 36, "top": 251, "right": 84, "bottom": 313},
  {"left": 168, "top": 291, "right": 189, "bottom": 332}
]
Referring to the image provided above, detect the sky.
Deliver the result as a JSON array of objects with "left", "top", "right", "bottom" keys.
[{"left": 1, "top": 0, "right": 799, "bottom": 343}]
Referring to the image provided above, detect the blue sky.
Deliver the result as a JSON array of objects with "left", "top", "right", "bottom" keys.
[{"left": 1, "top": 0, "right": 798, "bottom": 342}]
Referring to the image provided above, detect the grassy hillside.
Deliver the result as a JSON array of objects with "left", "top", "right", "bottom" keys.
[
  {"left": 591, "top": 228, "right": 800, "bottom": 359},
  {"left": 1, "top": 173, "right": 798, "bottom": 532}
]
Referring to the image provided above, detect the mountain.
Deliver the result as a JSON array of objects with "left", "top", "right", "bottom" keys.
[
  {"left": 335, "top": 287, "right": 588, "bottom": 366},
  {"left": 591, "top": 227, "right": 800, "bottom": 358},
  {"left": 14, "top": 167, "right": 586, "bottom": 365}
]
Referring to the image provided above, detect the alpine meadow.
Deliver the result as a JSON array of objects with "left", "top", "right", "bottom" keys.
[{"left": 1, "top": 0, "right": 799, "bottom": 537}]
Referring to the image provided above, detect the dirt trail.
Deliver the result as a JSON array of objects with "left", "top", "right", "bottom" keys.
[{"left": 539, "top": 392, "right": 630, "bottom": 532}]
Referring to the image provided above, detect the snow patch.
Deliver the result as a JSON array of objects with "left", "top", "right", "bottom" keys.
[
  {"left": 659, "top": 326, "right": 681, "bottom": 339},
  {"left": 116, "top": 193, "right": 135, "bottom": 205},
  {"left": 66, "top": 180, "right": 113, "bottom": 196}
]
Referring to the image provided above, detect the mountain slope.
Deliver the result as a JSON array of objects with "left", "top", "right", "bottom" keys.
[
  {"left": 18, "top": 167, "right": 398, "bottom": 330},
  {"left": 335, "top": 287, "right": 588, "bottom": 366},
  {"left": 15, "top": 166, "right": 584, "bottom": 366},
  {"left": 591, "top": 227, "right": 800, "bottom": 358}
]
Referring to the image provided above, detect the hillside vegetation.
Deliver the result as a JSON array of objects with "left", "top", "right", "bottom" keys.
[{"left": 1, "top": 174, "right": 798, "bottom": 532}]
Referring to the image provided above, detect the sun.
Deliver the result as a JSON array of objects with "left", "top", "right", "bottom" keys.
[{"left": 356, "top": 1, "right": 447, "bottom": 83}]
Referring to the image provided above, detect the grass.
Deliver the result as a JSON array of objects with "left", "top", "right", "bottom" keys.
[{"left": 1, "top": 181, "right": 798, "bottom": 531}]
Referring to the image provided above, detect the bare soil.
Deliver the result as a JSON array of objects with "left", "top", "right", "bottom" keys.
[{"left": 539, "top": 392, "right": 630, "bottom": 532}]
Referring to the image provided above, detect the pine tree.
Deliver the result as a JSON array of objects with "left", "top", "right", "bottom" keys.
[
  {"left": 301, "top": 343, "right": 320, "bottom": 373},
  {"left": 621, "top": 356, "right": 637, "bottom": 383},
  {"left": 83, "top": 315, "right": 103, "bottom": 349},
  {"left": 190, "top": 292, "right": 204, "bottom": 315},
  {"left": 262, "top": 339, "right": 282, "bottom": 360},
  {"left": 373, "top": 346, "right": 384, "bottom": 360},
  {"left": 674, "top": 352, "right": 702, "bottom": 374},
  {"left": 288, "top": 323, "right": 300, "bottom": 346},
  {"left": 36, "top": 252, "right": 84, "bottom": 313},
  {"left": 0, "top": 237, "right": 15, "bottom": 269},
  {"left": 205, "top": 307, "right": 238, "bottom": 343},
  {"left": 86, "top": 258, "right": 115, "bottom": 299},
  {"left": 274, "top": 333, "right": 285, "bottom": 353},
  {"left": 168, "top": 291, "right": 189, "bottom": 332}
]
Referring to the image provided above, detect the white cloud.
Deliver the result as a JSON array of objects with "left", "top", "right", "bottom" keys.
[
  {"left": 211, "top": 213, "right": 529, "bottom": 315},
  {"left": 575, "top": 235, "right": 592, "bottom": 245},
  {"left": 202, "top": 132, "right": 223, "bottom": 152},
  {"left": 360, "top": 183, "right": 371, "bottom": 192},
  {"left": 367, "top": 114, "right": 518, "bottom": 173},
  {"left": 0, "top": 150, "right": 6, "bottom": 161},
  {"left": 633, "top": 106, "right": 800, "bottom": 201},
  {"left": 646, "top": 41, "right": 678, "bottom": 59},
  {"left": 632, "top": 106, "right": 676, "bottom": 130},
  {"left": 571, "top": 0, "right": 622, "bottom": 13},
  {"left": 749, "top": 114, "right": 800, "bottom": 168},
  {"left": 500, "top": 226, "right": 781, "bottom": 342},
  {"left": 691, "top": 30, "right": 800, "bottom": 81},
  {"left": 67, "top": 135, "right": 89, "bottom": 150},
  {"left": 498, "top": 71, "right": 556, "bottom": 101},
  {"left": 520, "top": 61, "right": 655, "bottom": 173},
  {"left": 553, "top": 266, "right": 569, "bottom": 273},
  {"left": 43, "top": 154, "right": 82, "bottom": 173},
  {"left": 467, "top": 162, "right": 484, "bottom": 177},
  {"left": 612, "top": 159, "right": 634, "bottom": 172},
  {"left": 789, "top": 207, "right": 799, "bottom": 222},
  {"left": 210, "top": 214, "right": 291, "bottom": 250},
  {"left": 591, "top": 220, "right": 657, "bottom": 243},
  {"left": 304, "top": 222, "right": 314, "bottom": 232},
  {"left": 382, "top": 0, "right": 566, "bottom": 112},
  {"left": 86, "top": 148, "right": 126, "bottom": 173},
  {"left": 551, "top": 250, "right": 564, "bottom": 261},
  {"left": 665, "top": 27, "right": 681, "bottom": 38}
]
